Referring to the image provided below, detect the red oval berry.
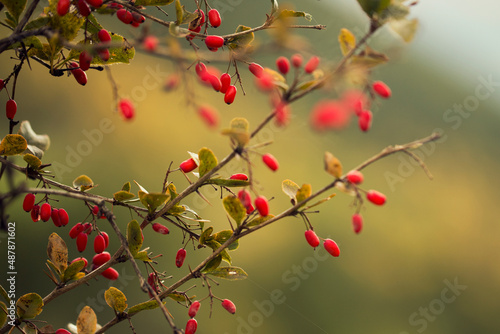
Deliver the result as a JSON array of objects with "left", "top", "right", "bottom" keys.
[
  {"left": 195, "top": 62, "right": 207, "bottom": 77},
  {"left": 274, "top": 102, "right": 290, "bottom": 127},
  {"left": 118, "top": 98, "right": 135, "bottom": 120},
  {"left": 180, "top": 158, "right": 198, "bottom": 173},
  {"left": 6, "top": 99, "right": 17, "bottom": 120},
  {"left": 256, "top": 72, "right": 275, "bottom": 91},
  {"left": 188, "top": 301, "right": 201, "bottom": 318},
  {"left": 98, "top": 48, "right": 110, "bottom": 61},
  {"left": 311, "top": 100, "right": 350, "bottom": 131},
  {"left": 102, "top": 267, "right": 119, "bottom": 280},
  {"left": 0, "top": 79, "right": 4, "bottom": 91},
  {"left": 51, "top": 209, "right": 61, "bottom": 227},
  {"left": 198, "top": 105, "right": 219, "bottom": 128},
  {"left": 237, "top": 189, "right": 252, "bottom": 209},
  {"left": 358, "top": 110, "right": 372, "bottom": 132},
  {"left": 164, "top": 74, "right": 180, "bottom": 91},
  {"left": 116, "top": 9, "right": 133, "bottom": 24},
  {"left": 291, "top": 54, "right": 303, "bottom": 68},
  {"left": 341, "top": 89, "right": 368, "bottom": 116},
  {"left": 208, "top": 9, "right": 221, "bottom": 28},
  {"left": 323, "top": 239, "right": 340, "bottom": 257},
  {"left": 262, "top": 153, "right": 279, "bottom": 171},
  {"left": 93, "top": 251, "right": 111, "bottom": 267},
  {"left": 85, "top": 0, "right": 102, "bottom": 7},
  {"left": 221, "top": 299, "right": 236, "bottom": 314},
  {"left": 79, "top": 51, "right": 92, "bottom": 71},
  {"left": 97, "top": 29, "right": 111, "bottom": 42},
  {"left": 304, "top": 230, "right": 320, "bottom": 248},
  {"left": 194, "top": 9, "right": 205, "bottom": 25},
  {"left": 31, "top": 205, "right": 40, "bottom": 222},
  {"left": 69, "top": 62, "right": 88, "bottom": 86},
  {"left": 305, "top": 56, "right": 320, "bottom": 73},
  {"left": 230, "top": 173, "right": 248, "bottom": 181},
  {"left": 276, "top": 56, "right": 290, "bottom": 75},
  {"left": 147, "top": 272, "right": 157, "bottom": 289},
  {"left": 101, "top": 231, "right": 109, "bottom": 248},
  {"left": 366, "top": 190, "right": 386, "bottom": 206},
  {"left": 55, "top": 329, "right": 72, "bottom": 334},
  {"left": 69, "top": 223, "right": 84, "bottom": 239},
  {"left": 205, "top": 35, "right": 224, "bottom": 49},
  {"left": 23, "top": 193, "right": 35, "bottom": 212},
  {"left": 71, "top": 256, "right": 88, "bottom": 268},
  {"left": 352, "top": 213, "right": 363, "bottom": 234},
  {"left": 132, "top": 11, "right": 145, "bottom": 24},
  {"left": 77, "top": 0, "right": 91, "bottom": 17},
  {"left": 143, "top": 35, "right": 159, "bottom": 52},
  {"left": 58, "top": 208, "right": 69, "bottom": 226},
  {"left": 220, "top": 73, "right": 231, "bottom": 94},
  {"left": 152, "top": 222, "right": 170, "bottom": 235},
  {"left": 185, "top": 318, "right": 198, "bottom": 334},
  {"left": 248, "top": 62, "right": 264, "bottom": 78},
  {"left": 175, "top": 248, "right": 187, "bottom": 268},
  {"left": 207, "top": 74, "right": 222, "bottom": 92},
  {"left": 346, "top": 170, "right": 363, "bottom": 185},
  {"left": 82, "top": 222, "right": 93, "bottom": 234},
  {"left": 76, "top": 232, "right": 88, "bottom": 252},
  {"left": 224, "top": 85, "right": 237, "bottom": 104},
  {"left": 254, "top": 196, "right": 269, "bottom": 217},
  {"left": 92, "top": 205, "right": 99, "bottom": 215},
  {"left": 57, "top": 0, "right": 70, "bottom": 16},
  {"left": 372, "top": 80, "right": 391, "bottom": 98},
  {"left": 94, "top": 234, "right": 106, "bottom": 254},
  {"left": 131, "top": 21, "right": 140, "bottom": 28}
]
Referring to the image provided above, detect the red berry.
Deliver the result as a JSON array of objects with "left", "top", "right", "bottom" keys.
[
  {"left": 358, "top": 110, "right": 372, "bottom": 132},
  {"left": 31, "top": 205, "right": 40, "bottom": 222},
  {"left": 131, "top": 21, "right": 140, "bottom": 28},
  {"left": 238, "top": 189, "right": 252, "bottom": 209},
  {"left": 55, "top": 329, "right": 72, "bottom": 334},
  {"left": 346, "top": 170, "right": 363, "bottom": 184},
  {"left": 98, "top": 48, "right": 110, "bottom": 61},
  {"left": 274, "top": 102, "right": 290, "bottom": 127},
  {"left": 224, "top": 85, "right": 237, "bottom": 104},
  {"left": 221, "top": 299, "right": 236, "bottom": 314},
  {"left": 207, "top": 74, "right": 221, "bottom": 92},
  {"left": 262, "top": 153, "right": 279, "bottom": 171},
  {"left": 116, "top": 9, "right": 133, "bottom": 24},
  {"left": 248, "top": 62, "right": 264, "bottom": 78},
  {"left": 341, "top": 90, "right": 368, "bottom": 116},
  {"left": 101, "top": 267, "right": 119, "bottom": 280},
  {"left": 69, "top": 62, "right": 87, "bottom": 86},
  {"left": 101, "top": 231, "right": 109, "bottom": 248},
  {"left": 291, "top": 54, "right": 303, "bottom": 68},
  {"left": 220, "top": 73, "right": 231, "bottom": 94},
  {"left": 164, "top": 74, "right": 180, "bottom": 91},
  {"left": 94, "top": 234, "right": 106, "bottom": 253},
  {"left": 92, "top": 205, "right": 99, "bottom": 215},
  {"left": 132, "top": 12, "right": 145, "bottom": 24},
  {"left": 205, "top": 35, "right": 224, "bottom": 49},
  {"left": 69, "top": 223, "right": 84, "bottom": 239},
  {"left": 77, "top": 0, "right": 91, "bottom": 17},
  {"left": 366, "top": 190, "right": 386, "bottom": 206},
  {"left": 352, "top": 213, "right": 363, "bottom": 234},
  {"left": 57, "top": 0, "right": 70, "bottom": 16},
  {"left": 51, "top": 209, "right": 61, "bottom": 227},
  {"left": 0, "top": 79, "right": 4, "bottom": 91},
  {"left": 6, "top": 99, "right": 17, "bottom": 120},
  {"left": 276, "top": 56, "right": 290, "bottom": 75},
  {"left": 85, "top": 0, "right": 102, "bottom": 7},
  {"left": 76, "top": 232, "right": 88, "bottom": 252},
  {"left": 175, "top": 248, "right": 187, "bottom": 268},
  {"left": 152, "top": 222, "right": 170, "bottom": 235},
  {"left": 118, "top": 98, "right": 135, "bottom": 120},
  {"left": 58, "top": 208, "right": 69, "bottom": 226},
  {"left": 82, "top": 222, "right": 93, "bottom": 234},
  {"left": 310, "top": 100, "right": 350, "bottom": 131},
  {"left": 372, "top": 81, "right": 391, "bottom": 98},
  {"left": 79, "top": 51, "right": 92, "bottom": 71},
  {"left": 185, "top": 319, "right": 198, "bottom": 334},
  {"left": 71, "top": 256, "right": 88, "bottom": 267},
  {"left": 194, "top": 9, "right": 205, "bottom": 25},
  {"left": 230, "top": 173, "right": 248, "bottom": 181},
  {"left": 254, "top": 196, "right": 269, "bottom": 217},
  {"left": 255, "top": 72, "right": 275, "bottom": 91},
  {"left": 180, "top": 158, "right": 198, "bottom": 173},
  {"left": 245, "top": 203, "right": 255, "bottom": 214},
  {"left": 22, "top": 193, "right": 35, "bottom": 212},
  {"left": 208, "top": 9, "right": 221, "bottom": 28},
  {"left": 305, "top": 56, "right": 320, "bottom": 73},
  {"left": 188, "top": 301, "right": 201, "bottom": 318},
  {"left": 323, "top": 239, "right": 340, "bottom": 257},
  {"left": 198, "top": 105, "right": 219, "bottom": 128},
  {"left": 195, "top": 62, "right": 207, "bottom": 77},
  {"left": 93, "top": 251, "right": 111, "bottom": 267},
  {"left": 304, "top": 230, "right": 320, "bottom": 248},
  {"left": 147, "top": 272, "right": 157, "bottom": 289},
  {"left": 143, "top": 35, "right": 159, "bottom": 52},
  {"left": 97, "top": 29, "right": 111, "bottom": 42}
]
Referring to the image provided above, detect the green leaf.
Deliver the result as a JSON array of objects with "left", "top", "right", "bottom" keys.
[
  {"left": 0, "top": 0, "right": 27, "bottom": 22},
  {"left": 278, "top": 9, "right": 312, "bottom": 21},
  {"left": 135, "top": 0, "right": 174, "bottom": 5},
  {"left": 16, "top": 293, "right": 43, "bottom": 319},
  {"left": 356, "top": 0, "right": 390, "bottom": 17},
  {"left": 296, "top": 184, "right": 312, "bottom": 203},
  {"left": 73, "top": 175, "right": 94, "bottom": 191},
  {"left": 198, "top": 147, "right": 218, "bottom": 177},
  {"left": 246, "top": 214, "right": 274, "bottom": 228},
  {"left": 199, "top": 226, "right": 214, "bottom": 245},
  {"left": 389, "top": 18, "right": 418, "bottom": 43},
  {"left": 227, "top": 25, "right": 254, "bottom": 51},
  {"left": 18, "top": 121, "right": 50, "bottom": 151},
  {"left": 174, "top": 0, "right": 182, "bottom": 24},
  {"left": 205, "top": 266, "right": 248, "bottom": 280},
  {"left": 127, "top": 220, "right": 143, "bottom": 256},
  {"left": 134, "top": 250, "right": 152, "bottom": 262},
  {"left": 380, "top": 1, "right": 410, "bottom": 21},
  {"left": 76, "top": 306, "right": 97, "bottom": 334},
  {"left": 24, "top": 17, "right": 50, "bottom": 30},
  {"left": 128, "top": 300, "right": 164, "bottom": 315},
  {"left": 213, "top": 230, "right": 239, "bottom": 250},
  {"left": 23, "top": 153, "right": 42, "bottom": 169},
  {"left": 222, "top": 196, "right": 246, "bottom": 226},
  {"left": 339, "top": 28, "right": 356, "bottom": 56},
  {"left": 168, "top": 293, "right": 187, "bottom": 302},
  {"left": 0, "top": 302, "right": 7, "bottom": 328},
  {"left": 204, "top": 240, "right": 231, "bottom": 264},
  {"left": 221, "top": 118, "right": 250, "bottom": 148},
  {"left": 47, "top": 233, "right": 68, "bottom": 274},
  {"left": 138, "top": 192, "right": 170, "bottom": 214},
  {"left": 282, "top": 179, "right": 299, "bottom": 203},
  {"left": 114, "top": 190, "right": 135, "bottom": 202},
  {"left": 0, "top": 134, "right": 27, "bottom": 156},
  {"left": 105, "top": 287, "right": 128, "bottom": 313},
  {"left": 62, "top": 260, "right": 86, "bottom": 283},
  {"left": 122, "top": 182, "right": 131, "bottom": 192},
  {"left": 205, "top": 178, "right": 250, "bottom": 187},
  {"left": 201, "top": 255, "right": 222, "bottom": 273},
  {"left": 46, "top": 0, "right": 85, "bottom": 43}
]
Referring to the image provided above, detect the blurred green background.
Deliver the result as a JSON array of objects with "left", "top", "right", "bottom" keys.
[{"left": 1, "top": 0, "right": 500, "bottom": 333}]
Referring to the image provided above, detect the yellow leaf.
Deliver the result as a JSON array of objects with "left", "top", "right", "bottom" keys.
[
  {"left": 76, "top": 306, "right": 97, "bottom": 334},
  {"left": 338, "top": 28, "right": 356, "bottom": 56},
  {"left": 73, "top": 175, "right": 94, "bottom": 191},
  {"left": 389, "top": 18, "right": 419, "bottom": 43},
  {"left": 0, "top": 134, "right": 27, "bottom": 156},
  {"left": 324, "top": 152, "right": 343, "bottom": 178},
  {"left": 47, "top": 233, "right": 68, "bottom": 274},
  {"left": 104, "top": 287, "right": 128, "bottom": 313}
]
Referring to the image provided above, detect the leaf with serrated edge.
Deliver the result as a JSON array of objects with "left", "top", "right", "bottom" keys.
[
  {"left": 127, "top": 220, "right": 143, "bottom": 256},
  {"left": 16, "top": 293, "right": 43, "bottom": 319},
  {"left": 222, "top": 196, "right": 246, "bottom": 226},
  {"left": 206, "top": 266, "right": 248, "bottom": 280},
  {"left": 47, "top": 233, "right": 68, "bottom": 274},
  {"left": 76, "top": 306, "right": 97, "bottom": 334},
  {"left": 105, "top": 287, "right": 128, "bottom": 313}
]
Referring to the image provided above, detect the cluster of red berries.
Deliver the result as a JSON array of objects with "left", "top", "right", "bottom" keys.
[
  {"left": 195, "top": 62, "right": 237, "bottom": 104},
  {"left": 187, "top": 8, "right": 223, "bottom": 50},
  {"left": 56, "top": 0, "right": 102, "bottom": 17},
  {"left": 237, "top": 189, "right": 270, "bottom": 217},
  {"left": 115, "top": 8, "right": 145, "bottom": 27},
  {"left": 184, "top": 298, "right": 235, "bottom": 334},
  {"left": 304, "top": 230, "right": 340, "bottom": 257},
  {"left": 23, "top": 193, "right": 70, "bottom": 226}
]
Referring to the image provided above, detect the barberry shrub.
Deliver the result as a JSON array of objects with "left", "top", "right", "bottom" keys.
[{"left": 0, "top": 0, "right": 440, "bottom": 333}]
